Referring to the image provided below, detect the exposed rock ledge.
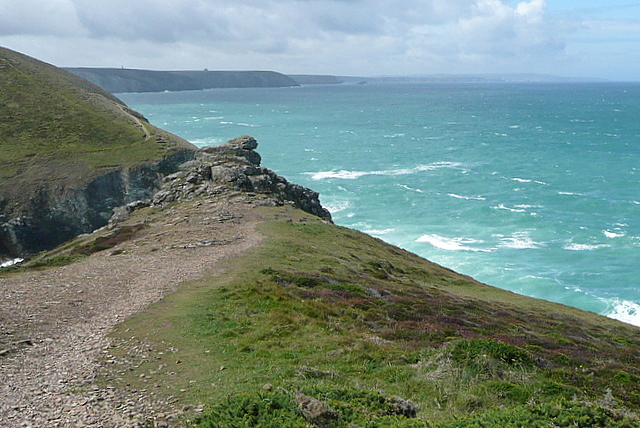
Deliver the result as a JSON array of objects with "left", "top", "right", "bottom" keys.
[{"left": 111, "top": 136, "right": 332, "bottom": 226}]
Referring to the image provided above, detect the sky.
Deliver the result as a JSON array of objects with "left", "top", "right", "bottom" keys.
[{"left": 1, "top": 0, "right": 640, "bottom": 81}]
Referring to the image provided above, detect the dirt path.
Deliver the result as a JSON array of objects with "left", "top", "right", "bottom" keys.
[
  {"left": 0, "top": 198, "right": 263, "bottom": 427},
  {"left": 117, "top": 104, "right": 152, "bottom": 141}
]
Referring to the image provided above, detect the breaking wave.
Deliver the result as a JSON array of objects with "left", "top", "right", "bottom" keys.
[{"left": 309, "top": 162, "right": 462, "bottom": 181}]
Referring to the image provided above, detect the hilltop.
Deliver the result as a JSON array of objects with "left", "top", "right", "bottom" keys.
[{"left": 0, "top": 47, "right": 197, "bottom": 260}]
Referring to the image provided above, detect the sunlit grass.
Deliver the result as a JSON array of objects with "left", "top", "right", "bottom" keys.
[{"left": 96, "top": 205, "right": 640, "bottom": 426}]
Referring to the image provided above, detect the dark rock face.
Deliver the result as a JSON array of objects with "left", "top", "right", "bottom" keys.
[
  {"left": 152, "top": 136, "right": 332, "bottom": 221},
  {"left": 0, "top": 150, "right": 194, "bottom": 259}
]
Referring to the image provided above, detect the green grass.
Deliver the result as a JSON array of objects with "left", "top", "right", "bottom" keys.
[
  {"left": 98, "top": 206, "right": 640, "bottom": 427},
  {"left": 0, "top": 47, "right": 194, "bottom": 215}
]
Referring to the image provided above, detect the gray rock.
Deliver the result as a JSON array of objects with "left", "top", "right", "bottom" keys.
[
  {"left": 152, "top": 136, "right": 332, "bottom": 221},
  {"left": 389, "top": 396, "right": 418, "bottom": 418},
  {"left": 294, "top": 391, "right": 338, "bottom": 427}
]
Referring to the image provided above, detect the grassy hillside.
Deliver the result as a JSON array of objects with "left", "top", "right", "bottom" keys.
[
  {"left": 0, "top": 47, "right": 195, "bottom": 217},
  {"left": 25, "top": 197, "right": 639, "bottom": 427}
]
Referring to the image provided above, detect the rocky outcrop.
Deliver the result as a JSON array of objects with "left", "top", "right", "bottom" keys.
[
  {"left": 149, "top": 136, "right": 332, "bottom": 221},
  {"left": 294, "top": 391, "right": 339, "bottom": 427},
  {"left": 0, "top": 150, "right": 194, "bottom": 260}
]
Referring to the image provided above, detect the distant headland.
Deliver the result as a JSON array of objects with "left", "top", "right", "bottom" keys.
[
  {"left": 64, "top": 68, "right": 302, "bottom": 93},
  {"left": 65, "top": 67, "right": 605, "bottom": 94}
]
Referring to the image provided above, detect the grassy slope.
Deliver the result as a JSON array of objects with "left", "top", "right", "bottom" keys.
[
  {"left": 0, "top": 47, "right": 194, "bottom": 215},
  {"left": 81, "top": 203, "right": 640, "bottom": 427}
]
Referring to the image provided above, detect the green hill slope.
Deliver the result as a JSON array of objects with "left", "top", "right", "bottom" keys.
[
  {"left": 0, "top": 47, "right": 196, "bottom": 258},
  {"left": 17, "top": 162, "right": 638, "bottom": 426},
  {"left": 2, "top": 43, "right": 639, "bottom": 426},
  {"left": 109, "top": 205, "right": 640, "bottom": 427}
]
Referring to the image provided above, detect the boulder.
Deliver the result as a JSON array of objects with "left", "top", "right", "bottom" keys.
[{"left": 294, "top": 391, "right": 338, "bottom": 427}]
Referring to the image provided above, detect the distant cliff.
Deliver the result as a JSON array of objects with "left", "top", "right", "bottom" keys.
[
  {"left": 65, "top": 68, "right": 300, "bottom": 93},
  {"left": 288, "top": 75, "right": 343, "bottom": 85},
  {"left": 0, "top": 47, "right": 197, "bottom": 261}
]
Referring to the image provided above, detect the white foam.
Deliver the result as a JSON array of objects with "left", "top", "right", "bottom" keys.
[
  {"left": 499, "top": 232, "right": 543, "bottom": 249},
  {"left": 603, "top": 299, "right": 640, "bottom": 327},
  {"left": 416, "top": 234, "right": 490, "bottom": 252},
  {"left": 564, "top": 243, "right": 611, "bottom": 251},
  {"left": 309, "top": 162, "right": 462, "bottom": 181},
  {"left": 364, "top": 228, "right": 395, "bottom": 235},
  {"left": 1, "top": 258, "right": 24, "bottom": 268},
  {"left": 448, "top": 193, "right": 486, "bottom": 200},
  {"left": 324, "top": 200, "right": 351, "bottom": 213},
  {"left": 604, "top": 230, "right": 626, "bottom": 238},
  {"left": 399, "top": 184, "right": 424, "bottom": 193},
  {"left": 311, "top": 170, "right": 368, "bottom": 180},
  {"left": 558, "top": 191, "right": 584, "bottom": 196},
  {"left": 512, "top": 177, "right": 548, "bottom": 185},
  {"left": 493, "top": 204, "right": 527, "bottom": 213}
]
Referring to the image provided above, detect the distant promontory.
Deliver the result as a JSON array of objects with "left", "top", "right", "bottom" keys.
[{"left": 64, "top": 68, "right": 302, "bottom": 93}]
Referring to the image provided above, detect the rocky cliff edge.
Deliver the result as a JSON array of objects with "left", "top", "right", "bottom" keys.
[{"left": 111, "top": 136, "right": 332, "bottom": 227}]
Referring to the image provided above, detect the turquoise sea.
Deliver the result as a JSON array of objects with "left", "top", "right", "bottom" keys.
[{"left": 119, "top": 82, "right": 640, "bottom": 326}]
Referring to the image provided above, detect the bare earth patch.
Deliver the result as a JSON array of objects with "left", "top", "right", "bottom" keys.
[{"left": 0, "top": 196, "right": 264, "bottom": 427}]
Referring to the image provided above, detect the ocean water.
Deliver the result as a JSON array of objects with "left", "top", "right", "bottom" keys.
[{"left": 119, "top": 82, "right": 640, "bottom": 326}]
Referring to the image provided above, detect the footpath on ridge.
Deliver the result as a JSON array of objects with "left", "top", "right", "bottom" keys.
[
  {"left": 0, "top": 136, "right": 330, "bottom": 426},
  {"left": 0, "top": 195, "right": 263, "bottom": 426}
]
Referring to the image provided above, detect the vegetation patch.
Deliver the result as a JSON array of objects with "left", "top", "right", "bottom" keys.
[
  {"left": 100, "top": 206, "right": 640, "bottom": 426},
  {"left": 70, "top": 224, "right": 146, "bottom": 256}
]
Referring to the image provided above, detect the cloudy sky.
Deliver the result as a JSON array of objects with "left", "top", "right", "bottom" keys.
[{"left": 1, "top": 0, "right": 640, "bottom": 80}]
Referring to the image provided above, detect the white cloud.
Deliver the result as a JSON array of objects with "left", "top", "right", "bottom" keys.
[
  {"left": 0, "top": 0, "right": 84, "bottom": 36},
  {"left": 3, "top": 0, "right": 637, "bottom": 79}
]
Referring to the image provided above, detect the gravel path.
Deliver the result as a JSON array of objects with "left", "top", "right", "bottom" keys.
[{"left": 0, "top": 198, "right": 263, "bottom": 427}]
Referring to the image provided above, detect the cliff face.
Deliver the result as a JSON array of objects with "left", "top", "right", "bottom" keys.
[
  {"left": 0, "top": 46, "right": 197, "bottom": 261},
  {"left": 0, "top": 150, "right": 193, "bottom": 258}
]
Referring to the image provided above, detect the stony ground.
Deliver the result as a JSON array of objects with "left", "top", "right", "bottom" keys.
[{"left": 0, "top": 195, "right": 265, "bottom": 427}]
